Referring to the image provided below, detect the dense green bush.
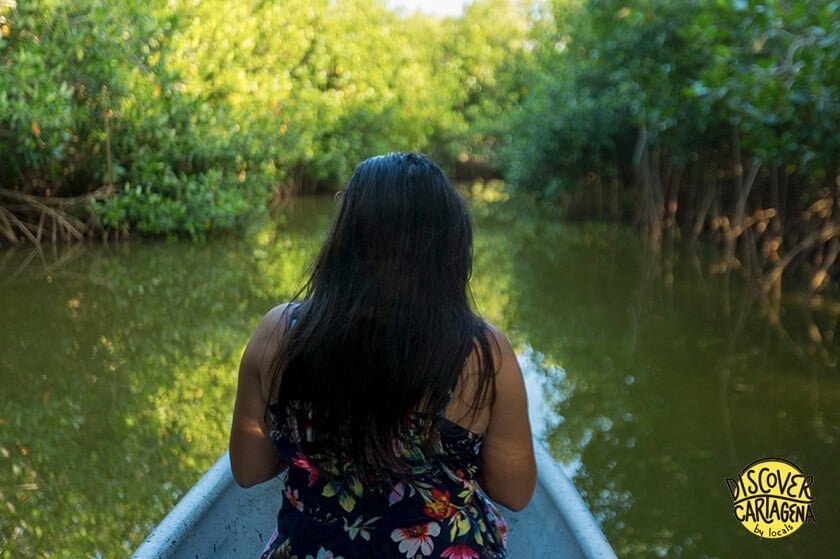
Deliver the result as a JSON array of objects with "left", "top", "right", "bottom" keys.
[
  {"left": 508, "top": 0, "right": 840, "bottom": 189},
  {"left": 0, "top": 0, "right": 156, "bottom": 191},
  {"left": 6, "top": 0, "right": 836, "bottom": 289},
  {"left": 0, "top": 0, "right": 530, "bottom": 240},
  {"left": 0, "top": 0, "right": 265, "bottom": 240},
  {"left": 504, "top": 0, "right": 840, "bottom": 290}
]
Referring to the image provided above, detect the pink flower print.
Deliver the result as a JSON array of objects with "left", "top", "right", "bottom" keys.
[
  {"left": 390, "top": 522, "right": 440, "bottom": 557},
  {"left": 481, "top": 499, "right": 508, "bottom": 545},
  {"left": 284, "top": 485, "right": 303, "bottom": 512},
  {"left": 441, "top": 544, "right": 480, "bottom": 559},
  {"left": 495, "top": 515, "right": 508, "bottom": 545},
  {"left": 291, "top": 452, "right": 320, "bottom": 487}
]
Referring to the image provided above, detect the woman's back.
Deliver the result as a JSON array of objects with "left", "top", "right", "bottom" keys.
[
  {"left": 261, "top": 400, "right": 507, "bottom": 558},
  {"left": 229, "top": 153, "right": 536, "bottom": 559}
]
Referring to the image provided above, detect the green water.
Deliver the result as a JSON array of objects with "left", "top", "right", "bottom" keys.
[{"left": 1, "top": 194, "right": 837, "bottom": 558}]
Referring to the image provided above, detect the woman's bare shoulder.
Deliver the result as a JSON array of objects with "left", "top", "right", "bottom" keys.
[
  {"left": 468, "top": 321, "right": 514, "bottom": 372},
  {"left": 483, "top": 321, "right": 511, "bottom": 353},
  {"left": 445, "top": 321, "right": 513, "bottom": 433},
  {"left": 248, "top": 302, "right": 296, "bottom": 399}
]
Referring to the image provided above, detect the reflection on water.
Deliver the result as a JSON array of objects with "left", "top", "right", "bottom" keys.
[
  {"left": 0, "top": 194, "right": 837, "bottom": 558},
  {"left": 519, "top": 346, "right": 565, "bottom": 442}
]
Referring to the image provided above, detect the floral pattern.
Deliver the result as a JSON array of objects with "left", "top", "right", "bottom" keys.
[
  {"left": 260, "top": 400, "right": 508, "bottom": 559},
  {"left": 441, "top": 544, "right": 480, "bottom": 559},
  {"left": 391, "top": 521, "right": 441, "bottom": 557}
]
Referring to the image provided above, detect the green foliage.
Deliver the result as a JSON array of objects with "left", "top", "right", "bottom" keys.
[
  {"left": 505, "top": 0, "right": 840, "bottom": 190},
  {"left": 0, "top": 0, "right": 159, "bottom": 190},
  {"left": 427, "top": 0, "right": 536, "bottom": 164},
  {"left": 0, "top": 0, "right": 532, "bottom": 238},
  {"left": 0, "top": 0, "right": 260, "bottom": 239}
]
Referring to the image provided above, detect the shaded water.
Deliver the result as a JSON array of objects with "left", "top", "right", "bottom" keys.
[{"left": 0, "top": 194, "right": 837, "bottom": 558}]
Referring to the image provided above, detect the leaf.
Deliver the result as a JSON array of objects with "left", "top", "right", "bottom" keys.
[
  {"left": 457, "top": 515, "right": 471, "bottom": 537},
  {"left": 322, "top": 483, "right": 337, "bottom": 498},
  {"left": 474, "top": 525, "right": 484, "bottom": 546},
  {"left": 338, "top": 492, "right": 356, "bottom": 513},
  {"left": 348, "top": 474, "right": 364, "bottom": 497},
  {"left": 388, "top": 482, "right": 406, "bottom": 506}
]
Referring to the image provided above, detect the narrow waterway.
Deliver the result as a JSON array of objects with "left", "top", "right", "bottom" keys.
[{"left": 0, "top": 194, "right": 836, "bottom": 558}]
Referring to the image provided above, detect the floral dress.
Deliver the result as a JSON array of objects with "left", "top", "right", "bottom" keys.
[{"left": 260, "top": 399, "right": 509, "bottom": 559}]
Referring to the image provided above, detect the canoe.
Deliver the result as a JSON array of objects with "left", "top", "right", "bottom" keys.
[{"left": 132, "top": 441, "right": 616, "bottom": 558}]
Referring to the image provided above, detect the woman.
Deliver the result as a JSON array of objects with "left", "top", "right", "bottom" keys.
[{"left": 230, "top": 152, "right": 536, "bottom": 559}]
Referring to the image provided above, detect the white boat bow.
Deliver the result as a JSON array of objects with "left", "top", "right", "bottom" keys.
[{"left": 133, "top": 441, "right": 616, "bottom": 558}]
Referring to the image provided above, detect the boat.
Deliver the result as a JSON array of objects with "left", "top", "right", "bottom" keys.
[{"left": 133, "top": 440, "right": 616, "bottom": 558}]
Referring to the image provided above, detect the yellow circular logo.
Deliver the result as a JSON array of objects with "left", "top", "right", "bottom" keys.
[{"left": 726, "top": 457, "right": 815, "bottom": 539}]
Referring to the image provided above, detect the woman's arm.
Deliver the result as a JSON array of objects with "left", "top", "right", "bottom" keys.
[
  {"left": 479, "top": 328, "right": 537, "bottom": 511},
  {"left": 229, "top": 304, "right": 290, "bottom": 488}
]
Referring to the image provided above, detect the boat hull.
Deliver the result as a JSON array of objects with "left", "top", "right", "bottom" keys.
[{"left": 133, "top": 443, "right": 616, "bottom": 558}]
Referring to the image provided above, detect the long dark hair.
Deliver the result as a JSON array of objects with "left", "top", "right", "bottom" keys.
[{"left": 266, "top": 152, "right": 497, "bottom": 479}]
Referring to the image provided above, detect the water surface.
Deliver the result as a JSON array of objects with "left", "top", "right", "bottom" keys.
[{"left": 0, "top": 194, "right": 837, "bottom": 558}]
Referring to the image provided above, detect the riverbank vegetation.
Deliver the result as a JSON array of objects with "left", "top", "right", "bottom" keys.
[
  {"left": 1, "top": 0, "right": 838, "bottom": 293},
  {"left": 506, "top": 0, "right": 840, "bottom": 297},
  {"left": 0, "top": 0, "right": 529, "bottom": 240}
]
